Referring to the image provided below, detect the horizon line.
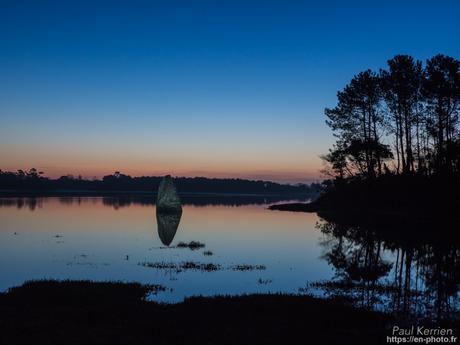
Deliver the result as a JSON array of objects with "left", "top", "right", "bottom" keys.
[{"left": 1, "top": 168, "right": 324, "bottom": 185}]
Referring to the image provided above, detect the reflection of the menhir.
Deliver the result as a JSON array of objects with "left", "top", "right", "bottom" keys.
[
  {"left": 315, "top": 215, "right": 460, "bottom": 322},
  {"left": 156, "top": 209, "right": 182, "bottom": 246}
]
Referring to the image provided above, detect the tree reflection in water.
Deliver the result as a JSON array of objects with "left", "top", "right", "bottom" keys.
[{"left": 314, "top": 215, "right": 460, "bottom": 322}]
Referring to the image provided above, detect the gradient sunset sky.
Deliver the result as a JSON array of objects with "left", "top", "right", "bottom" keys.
[{"left": 1, "top": 1, "right": 459, "bottom": 183}]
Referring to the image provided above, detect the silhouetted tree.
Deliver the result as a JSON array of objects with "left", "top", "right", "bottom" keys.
[
  {"left": 423, "top": 54, "right": 460, "bottom": 176},
  {"left": 0, "top": 169, "right": 320, "bottom": 195},
  {"left": 324, "top": 54, "right": 460, "bottom": 181},
  {"left": 325, "top": 70, "right": 389, "bottom": 178},
  {"left": 380, "top": 55, "right": 424, "bottom": 174}
]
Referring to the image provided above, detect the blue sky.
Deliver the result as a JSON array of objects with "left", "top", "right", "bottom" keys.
[{"left": 1, "top": 0, "right": 459, "bottom": 182}]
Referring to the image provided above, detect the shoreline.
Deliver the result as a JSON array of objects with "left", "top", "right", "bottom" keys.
[
  {"left": 268, "top": 200, "right": 460, "bottom": 244},
  {"left": 0, "top": 279, "right": 391, "bottom": 345},
  {"left": 268, "top": 201, "right": 318, "bottom": 212}
]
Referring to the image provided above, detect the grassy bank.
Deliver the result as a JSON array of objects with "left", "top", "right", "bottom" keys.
[{"left": 0, "top": 280, "right": 392, "bottom": 345}]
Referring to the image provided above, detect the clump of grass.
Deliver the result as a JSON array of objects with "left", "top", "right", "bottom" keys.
[
  {"left": 139, "top": 261, "right": 221, "bottom": 273},
  {"left": 310, "top": 280, "right": 404, "bottom": 295},
  {"left": 297, "top": 286, "right": 314, "bottom": 297},
  {"left": 139, "top": 262, "right": 177, "bottom": 270},
  {"left": 257, "top": 278, "right": 272, "bottom": 285},
  {"left": 203, "top": 250, "right": 213, "bottom": 256},
  {"left": 4, "top": 279, "right": 169, "bottom": 304},
  {"left": 139, "top": 261, "right": 268, "bottom": 273},
  {"left": 176, "top": 241, "right": 205, "bottom": 250},
  {"left": 231, "top": 264, "right": 266, "bottom": 271},
  {"left": 181, "top": 261, "right": 221, "bottom": 271},
  {"left": 66, "top": 262, "right": 94, "bottom": 267}
]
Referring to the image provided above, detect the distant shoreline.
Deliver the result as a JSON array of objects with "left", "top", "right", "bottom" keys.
[
  {"left": 0, "top": 190, "right": 315, "bottom": 198},
  {"left": 0, "top": 170, "right": 322, "bottom": 197}
]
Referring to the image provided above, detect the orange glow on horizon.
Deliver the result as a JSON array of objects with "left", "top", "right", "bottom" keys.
[
  {"left": 1, "top": 167, "right": 321, "bottom": 184},
  {"left": 0, "top": 132, "right": 325, "bottom": 183},
  {"left": 1, "top": 157, "right": 322, "bottom": 183}
]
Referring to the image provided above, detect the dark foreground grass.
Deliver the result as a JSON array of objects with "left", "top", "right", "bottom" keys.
[{"left": 0, "top": 280, "right": 394, "bottom": 345}]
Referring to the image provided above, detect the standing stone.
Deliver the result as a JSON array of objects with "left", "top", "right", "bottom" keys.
[{"left": 156, "top": 175, "right": 182, "bottom": 213}]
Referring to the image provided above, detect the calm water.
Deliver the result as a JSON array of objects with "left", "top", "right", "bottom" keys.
[
  {"left": 0, "top": 196, "right": 332, "bottom": 302},
  {"left": 1, "top": 196, "right": 458, "bottom": 322}
]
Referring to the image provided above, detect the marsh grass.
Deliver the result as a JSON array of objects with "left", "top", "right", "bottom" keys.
[
  {"left": 181, "top": 261, "right": 221, "bottom": 271},
  {"left": 257, "top": 278, "right": 272, "bottom": 285},
  {"left": 231, "top": 264, "right": 266, "bottom": 271},
  {"left": 176, "top": 241, "right": 205, "bottom": 250},
  {"left": 3, "top": 279, "right": 168, "bottom": 305},
  {"left": 139, "top": 261, "right": 266, "bottom": 273},
  {"left": 0, "top": 279, "right": 392, "bottom": 345},
  {"left": 139, "top": 261, "right": 221, "bottom": 273}
]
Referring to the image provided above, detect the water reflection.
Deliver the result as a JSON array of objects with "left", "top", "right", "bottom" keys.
[
  {"left": 4, "top": 195, "right": 456, "bottom": 322},
  {"left": 0, "top": 197, "right": 43, "bottom": 211},
  {"left": 315, "top": 214, "right": 460, "bottom": 322},
  {"left": 0, "top": 196, "right": 325, "bottom": 303},
  {"left": 0, "top": 195, "right": 311, "bottom": 210},
  {"left": 156, "top": 210, "right": 182, "bottom": 246}
]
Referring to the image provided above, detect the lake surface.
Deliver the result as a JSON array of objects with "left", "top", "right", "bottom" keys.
[
  {"left": 0, "top": 196, "right": 332, "bottom": 302},
  {"left": 1, "top": 195, "right": 458, "bottom": 322}
]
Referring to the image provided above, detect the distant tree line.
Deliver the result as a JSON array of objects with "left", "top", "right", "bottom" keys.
[
  {"left": 0, "top": 169, "right": 321, "bottom": 195},
  {"left": 323, "top": 54, "right": 460, "bottom": 181}
]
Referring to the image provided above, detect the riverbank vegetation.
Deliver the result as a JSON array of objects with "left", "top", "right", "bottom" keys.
[{"left": 0, "top": 280, "right": 390, "bottom": 345}]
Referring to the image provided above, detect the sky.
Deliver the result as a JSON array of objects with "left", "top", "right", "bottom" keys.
[{"left": 1, "top": 0, "right": 459, "bottom": 183}]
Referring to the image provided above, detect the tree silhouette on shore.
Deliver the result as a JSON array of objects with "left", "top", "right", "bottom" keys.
[
  {"left": 323, "top": 54, "right": 460, "bottom": 180},
  {"left": 0, "top": 169, "right": 321, "bottom": 195}
]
